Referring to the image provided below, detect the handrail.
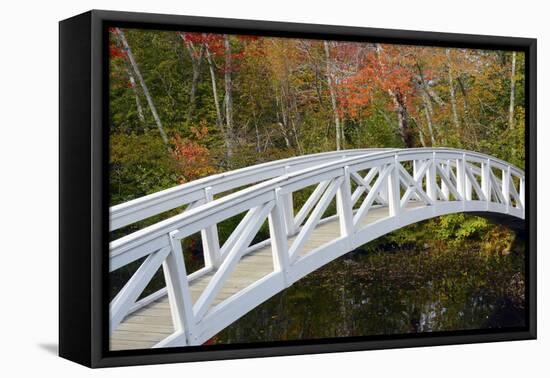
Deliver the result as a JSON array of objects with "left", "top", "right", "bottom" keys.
[
  {"left": 110, "top": 148, "right": 524, "bottom": 266},
  {"left": 110, "top": 148, "right": 394, "bottom": 231}
]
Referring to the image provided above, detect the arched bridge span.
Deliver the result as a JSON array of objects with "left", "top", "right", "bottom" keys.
[{"left": 108, "top": 148, "right": 525, "bottom": 350}]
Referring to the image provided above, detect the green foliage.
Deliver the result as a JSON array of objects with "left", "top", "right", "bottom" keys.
[
  {"left": 379, "top": 212, "right": 518, "bottom": 259},
  {"left": 110, "top": 132, "right": 177, "bottom": 205},
  {"left": 435, "top": 214, "right": 490, "bottom": 243}
]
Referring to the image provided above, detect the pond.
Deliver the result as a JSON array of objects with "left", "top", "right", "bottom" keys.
[{"left": 211, "top": 232, "right": 526, "bottom": 344}]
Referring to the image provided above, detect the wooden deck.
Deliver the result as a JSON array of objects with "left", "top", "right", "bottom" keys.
[{"left": 110, "top": 205, "right": 394, "bottom": 350}]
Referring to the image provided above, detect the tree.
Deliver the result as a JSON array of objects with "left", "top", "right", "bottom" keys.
[
  {"left": 324, "top": 41, "right": 343, "bottom": 150},
  {"left": 172, "top": 125, "right": 216, "bottom": 183},
  {"left": 205, "top": 43, "right": 223, "bottom": 130},
  {"left": 113, "top": 28, "right": 169, "bottom": 146},
  {"left": 446, "top": 49, "right": 461, "bottom": 130},
  {"left": 223, "top": 34, "right": 235, "bottom": 161},
  {"left": 263, "top": 37, "right": 305, "bottom": 154},
  {"left": 508, "top": 51, "right": 517, "bottom": 129},
  {"left": 342, "top": 44, "right": 418, "bottom": 148},
  {"left": 109, "top": 40, "right": 147, "bottom": 128},
  {"left": 179, "top": 33, "right": 206, "bottom": 120}
]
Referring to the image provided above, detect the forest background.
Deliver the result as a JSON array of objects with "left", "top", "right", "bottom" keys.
[{"left": 109, "top": 28, "right": 525, "bottom": 250}]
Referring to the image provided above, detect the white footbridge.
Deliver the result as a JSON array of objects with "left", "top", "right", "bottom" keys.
[{"left": 109, "top": 148, "right": 525, "bottom": 350}]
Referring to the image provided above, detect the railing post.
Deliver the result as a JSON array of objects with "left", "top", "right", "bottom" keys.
[
  {"left": 426, "top": 152, "right": 437, "bottom": 202},
  {"left": 388, "top": 156, "right": 401, "bottom": 217},
  {"left": 164, "top": 231, "right": 196, "bottom": 345},
  {"left": 269, "top": 188, "right": 290, "bottom": 286},
  {"left": 201, "top": 187, "right": 221, "bottom": 269},
  {"left": 412, "top": 159, "right": 423, "bottom": 204},
  {"left": 282, "top": 166, "right": 296, "bottom": 236},
  {"left": 502, "top": 166, "right": 511, "bottom": 213},
  {"left": 281, "top": 193, "right": 295, "bottom": 236},
  {"left": 464, "top": 160, "right": 472, "bottom": 201},
  {"left": 379, "top": 171, "right": 388, "bottom": 204},
  {"left": 520, "top": 176, "right": 525, "bottom": 210},
  {"left": 336, "top": 166, "right": 354, "bottom": 237},
  {"left": 441, "top": 160, "right": 450, "bottom": 200},
  {"left": 456, "top": 154, "right": 466, "bottom": 200},
  {"left": 481, "top": 159, "right": 492, "bottom": 206}
]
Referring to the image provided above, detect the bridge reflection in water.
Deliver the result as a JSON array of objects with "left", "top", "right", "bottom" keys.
[{"left": 108, "top": 148, "right": 525, "bottom": 350}]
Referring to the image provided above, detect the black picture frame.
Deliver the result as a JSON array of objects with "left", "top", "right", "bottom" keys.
[{"left": 59, "top": 9, "right": 537, "bottom": 368}]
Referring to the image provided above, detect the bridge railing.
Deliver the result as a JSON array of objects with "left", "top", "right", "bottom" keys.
[
  {"left": 110, "top": 148, "right": 392, "bottom": 274},
  {"left": 109, "top": 148, "right": 525, "bottom": 347},
  {"left": 110, "top": 148, "right": 392, "bottom": 231}
]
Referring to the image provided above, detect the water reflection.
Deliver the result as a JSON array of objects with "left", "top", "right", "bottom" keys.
[{"left": 213, "top": 240, "right": 525, "bottom": 344}]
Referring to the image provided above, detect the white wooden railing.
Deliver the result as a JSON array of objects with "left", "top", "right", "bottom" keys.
[
  {"left": 110, "top": 148, "right": 392, "bottom": 231},
  {"left": 109, "top": 148, "right": 525, "bottom": 347}
]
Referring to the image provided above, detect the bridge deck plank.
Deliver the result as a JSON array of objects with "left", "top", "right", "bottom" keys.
[{"left": 110, "top": 204, "right": 417, "bottom": 350}]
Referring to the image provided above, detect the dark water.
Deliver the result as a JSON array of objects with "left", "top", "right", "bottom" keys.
[{"left": 212, "top": 240, "right": 526, "bottom": 345}]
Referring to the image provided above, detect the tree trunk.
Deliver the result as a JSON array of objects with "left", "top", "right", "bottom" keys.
[
  {"left": 446, "top": 49, "right": 461, "bottom": 130},
  {"left": 223, "top": 35, "right": 234, "bottom": 161},
  {"left": 314, "top": 61, "right": 325, "bottom": 107},
  {"left": 254, "top": 121, "right": 261, "bottom": 153},
  {"left": 456, "top": 75, "right": 479, "bottom": 146},
  {"left": 419, "top": 128, "right": 427, "bottom": 147},
  {"left": 324, "top": 41, "right": 341, "bottom": 151},
  {"left": 392, "top": 90, "right": 415, "bottom": 148},
  {"left": 508, "top": 51, "right": 517, "bottom": 129},
  {"left": 277, "top": 122, "right": 292, "bottom": 148},
  {"left": 413, "top": 116, "right": 427, "bottom": 147},
  {"left": 422, "top": 94, "right": 436, "bottom": 146},
  {"left": 416, "top": 64, "right": 436, "bottom": 145},
  {"left": 125, "top": 68, "right": 146, "bottom": 125},
  {"left": 289, "top": 90, "right": 304, "bottom": 154},
  {"left": 180, "top": 34, "right": 205, "bottom": 120},
  {"left": 205, "top": 46, "right": 223, "bottom": 130},
  {"left": 275, "top": 92, "right": 292, "bottom": 149},
  {"left": 116, "top": 28, "right": 169, "bottom": 146},
  {"left": 425, "top": 85, "right": 445, "bottom": 106},
  {"left": 457, "top": 76, "right": 471, "bottom": 123},
  {"left": 340, "top": 115, "right": 346, "bottom": 149}
]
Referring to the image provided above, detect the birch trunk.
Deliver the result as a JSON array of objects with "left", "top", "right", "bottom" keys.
[
  {"left": 116, "top": 28, "right": 168, "bottom": 145},
  {"left": 223, "top": 35, "right": 234, "bottom": 161},
  {"left": 290, "top": 90, "right": 304, "bottom": 154},
  {"left": 275, "top": 92, "right": 291, "bottom": 148},
  {"left": 422, "top": 93, "right": 436, "bottom": 146},
  {"left": 254, "top": 122, "right": 261, "bottom": 153},
  {"left": 125, "top": 68, "right": 146, "bottom": 124},
  {"left": 340, "top": 115, "right": 346, "bottom": 149},
  {"left": 324, "top": 41, "right": 341, "bottom": 151},
  {"left": 508, "top": 51, "right": 517, "bottom": 129},
  {"left": 180, "top": 34, "right": 205, "bottom": 120},
  {"left": 277, "top": 122, "right": 292, "bottom": 148},
  {"left": 417, "top": 68, "right": 436, "bottom": 146},
  {"left": 415, "top": 117, "right": 427, "bottom": 147},
  {"left": 446, "top": 49, "right": 460, "bottom": 130},
  {"left": 419, "top": 131, "right": 427, "bottom": 147},
  {"left": 205, "top": 46, "right": 223, "bottom": 130}
]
